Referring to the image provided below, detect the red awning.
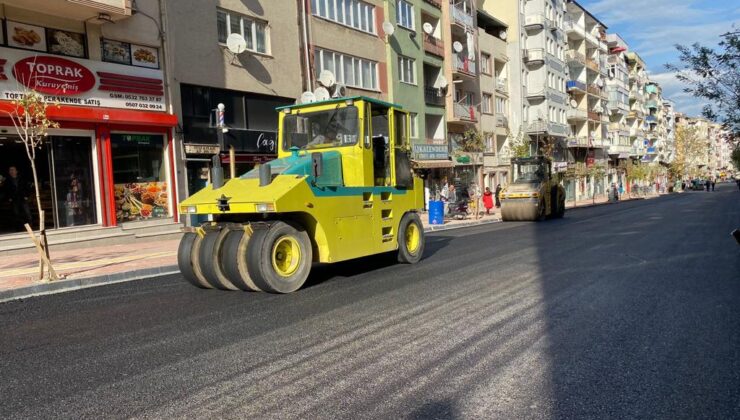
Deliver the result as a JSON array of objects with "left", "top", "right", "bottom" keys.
[{"left": 0, "top": 101, "right": 177, "bottom": 127}]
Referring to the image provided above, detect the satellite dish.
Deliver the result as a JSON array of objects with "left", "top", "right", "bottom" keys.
[
  {"left": 382, "top": 21, "right": 395, "bottom": 36},
  {"left": 318, "top": 70, "right": 336, "bottom": 88},
  {"left": 423, "top": 22, "right": 433, "bottom": 35},
  {"left": 596, "top": 78, "right": 604, "bottom": 87},
  {"left": 226, "top": 33, "right": 247, "bottom": 54},
  {"left": 499, "top": 30, "right": 507, "bottom": 40},
  {"left": 299, "top": 91, "right": 316, "bottom": 104},
  {"left": 331, "top": 84, "right": 346, "bottom": 98},
  {"left": 437, "top": 75, "right": 448, "bottom": 89},
  {"left": 314, "top": 87, "right": 331, "bottom": 101},
  {"left": 453, "top": 41, "right": 463, "bottom": 53},
  {"left": 570, "top": 99, "right": 578, "bottom": 108}
]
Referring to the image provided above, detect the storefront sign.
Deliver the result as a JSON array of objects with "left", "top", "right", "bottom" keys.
[
  {"left": 185, "top": 144, "right": 220, "bottom": 155},
  {"left": 412, "top": 144, "right": 449, "bottom": 160},
  {"left": 13, "top": 56, "right": 95, "bottom": 95},
  {"left": 0, "top": 47, "right": 165, "bottom": 112}
]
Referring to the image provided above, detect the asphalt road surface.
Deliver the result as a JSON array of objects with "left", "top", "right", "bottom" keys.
[{"left": 2, "top": 184, "right": 739, "bottom": 419}]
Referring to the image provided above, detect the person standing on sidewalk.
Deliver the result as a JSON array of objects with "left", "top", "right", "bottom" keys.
[
  {"left": 2, "top": 166, "right": 32, "bottom": 231},
  {"left": 482, "top": 187, "right": 494, "bottom": 215},
  {"left": 711, "top": 177, "right": 716, "bottom": 191},
  {"left": 494, "top": 184, "right": 502, "bottom": 208},
  {"left": 705, "top": 179, "right": 711, "bottom": 191}
]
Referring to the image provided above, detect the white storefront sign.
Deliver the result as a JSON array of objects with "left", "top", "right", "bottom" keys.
[{"left": 0, "top": 47, "right": 165, "bottom": 112}]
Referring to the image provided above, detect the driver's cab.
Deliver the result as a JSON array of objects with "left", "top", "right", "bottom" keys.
[
  {"left": 511, "top": 157, "right": 550, "bottom": 184},
  {"left": 277, "top": 96, "right": 413, "bottom": 189}
]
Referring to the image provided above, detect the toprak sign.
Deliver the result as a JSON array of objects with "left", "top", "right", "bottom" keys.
[
  {"left": 0, "top": 47, "right": 165, "bottom": 111},
  {"left": 13, "top": 56, "right": 96, "bottom": 95}
]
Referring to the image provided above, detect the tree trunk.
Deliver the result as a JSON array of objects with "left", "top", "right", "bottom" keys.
[{"left": 29, "top": 158, "right": 43, "bottom": 229}]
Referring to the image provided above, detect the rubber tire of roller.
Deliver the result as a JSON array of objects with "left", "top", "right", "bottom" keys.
[
  {"left": 555, "top": 195, "right": 565, "bottom": 218},
  {"left": 397, "top": 212, "right": 425, "bottom": 264},
  {"left": 221, "top": 229, "right": 262, "bottom": 292},
  {"left": 177, "top": 232, "right": 213, "bottom": 289},
  {"left": 247, "top": 221, "right": 313, "bottom": 294},
  {"left": 198, "top": 229, "right": 239, "bottom": 290}
]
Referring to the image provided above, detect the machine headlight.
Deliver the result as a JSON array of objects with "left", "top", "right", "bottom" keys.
[
  {"left": 181, "top": 205, "right": 197, "bottom": 214},
  {"left": 531, "top": 192, "right": 539, "bottom": 198},
  {"left": 255, "top": 203, "right": 275, "bottom": 212}
]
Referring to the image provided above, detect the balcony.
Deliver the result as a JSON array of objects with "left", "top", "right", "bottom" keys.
[
  {"left": 587, "top": 84, "right": 601, "bottom": 96},
  {"left": 484, "top": 155, "right": 511, "bottom": 167},
  {"left": 563, "top": 19, "right": 585, "bottom": 38},
  {"left": 526, "top": 120, "right": 549, "bottom": 134},
  {"left": 453, "top": 55, "right": 476, "bottom": 76},
  {"left": 566, "top": 49, "right": 586, "bottom": 66},
  {"left": 495, "top": 113, "right": 508, "bottom": 128},
  {"left": 567, "top": 136, "right": 589, "bottom": 147},
  {"left": 423, "top": 33, "right": 444, "bottom": 57},
  {"left": 586, "top": 58, "right": 599, "bottom": 72},
  {"left": 453, "top": 102, "right": 478, "bottom": 122},
  {"left": 645, "top": 115, "right": 657, "bottom": 124},
  {"left": 523, "top": 48, "right": 545, "bottom": 66},
  {"left": 451, "top": 7, "right": 474, "bottom": 28},
  {"left": 646, "top": 99, "right": 659, "bottom": 109},
  {"left": 424, "top": 87, "right": 445, "bottom": 106},
  {"left": 566, "top": 80, "right": 587, "bottom": 93},
  {"left": 526, "top": 88, "right": 546, "bottom": 100},
  {"left": 495, "top": 78, "right": 508, "bottom": 94},
  {"left": 524, "top": 14, "right": 547, "bottom": 30},
  {"left": 423, "top": 0, "right": 442, "bottom": 9},
  {"left": 588, "top": 111, "right": 600, "bottom": 121},
  {"left": 567, "top": 108, "right": 587, "bottom": 121},
  {"left": 607, "top": 100, "right": 626, "bottom": 114}
]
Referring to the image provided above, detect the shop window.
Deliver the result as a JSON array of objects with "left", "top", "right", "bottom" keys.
[
  {"left": 111, "top": 134, "right": 169, "bottom": 222},
  {"left": 51, "top": 137, "right": 97, "bottom": 228}
]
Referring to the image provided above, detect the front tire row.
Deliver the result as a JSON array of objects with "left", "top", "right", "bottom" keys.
[{"left": 178, "top": 215, "right": 424, "bottom": 294}]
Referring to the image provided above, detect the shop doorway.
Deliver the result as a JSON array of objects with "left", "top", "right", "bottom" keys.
[{"left": 0, "top": 135, "right": 96, "bottom": 235}]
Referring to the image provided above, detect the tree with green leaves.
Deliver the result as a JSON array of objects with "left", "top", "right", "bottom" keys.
[
  {"left": 669, "top": 125, "right": 707, "bottom": 180},
  {"left": 457, "top": 128, "right": 484, "bottom": 153},
  {"left": 666, "top": 29, "right": 740, "bottom": 143}
]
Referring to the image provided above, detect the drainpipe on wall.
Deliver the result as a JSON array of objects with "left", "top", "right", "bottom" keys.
[{"left": 299, "top": 0, "right": 313, "bottom": 91}]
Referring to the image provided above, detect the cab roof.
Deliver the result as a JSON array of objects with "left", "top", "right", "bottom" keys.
[{"left": 275, "top": 96, "right": 402, "bottom": 111}]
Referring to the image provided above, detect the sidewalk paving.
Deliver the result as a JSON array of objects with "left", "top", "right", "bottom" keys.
[{"left": 0, "top": 193, "right": 664, "bottom": 302}]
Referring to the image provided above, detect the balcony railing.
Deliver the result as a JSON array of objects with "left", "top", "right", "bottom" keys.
[
  {"left": 646, "top": 99, "right": 658, "bottom": 109},
  {"left": 566, "top": 49, "right": 586, "bottom": 65},
  {"left": 495, "top": 78, "right": 508, "bottom": 93},
  {"left": 451, "top": 7, "right": 474, "bottom": 28},
  {"left": 495, "top": 113, "right": 508, "bottom": 128},
  {"left": 424, "top": 86, "right": 445, "bottom": 106},
  {"left": 586, "top": 58, "right": 599, "bottom": 72},
  {"left": 563, "top": 19, "right": 585, "bottom": 35},
  {"left": 587, "top": 84, "right": 601, "bottom": 96},
  {"left": 423, "top": 33, "right": 444, "bottom": 57},
  {"left": 567, "top": 108, "right": 587, "bottom": 121},
  {"left": 645, "top": 115, "right": 657, "bottom": 123},
  {"left": 524, "top": 14, "right": 547, "bottom": 30},
  {"left": 523, "top": 48, "right": 545, "bottom": 65},
  {"left": 567, "top": 136, "right": 589, "bottom": 147},
  {"left": 526, "top": 120, "right": 548, "bottom": 133},
  {"left": 526, "top": 88, "right": 546, "bottom": 100},
  {"left": 453, "top": 102, "right": 478, "bottom": 121},
  {"left": 588, "top": 111, "right": 600, "bottom": 121},
  {"left": 484, "top": 155, "right": 511, "bottom": 167},
  {"left": 453, "top": 54, "right": 476, "bottom": 75},
  {"left": 566, "top": 80, "right": 586, "bottom": 93}
]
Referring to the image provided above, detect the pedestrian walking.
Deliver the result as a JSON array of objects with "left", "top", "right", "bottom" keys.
[
  {"left": 494, "top": 183, "right": 502, "bottom": 208},
  {"left": 711, "top": 178, "right": 716, "bottom": 191},
  {"left": 705, "top": 179, "right": 711, "bottom": 191},
  {"left": 482, "top": 187, "right": 494, "bottom": 215}
]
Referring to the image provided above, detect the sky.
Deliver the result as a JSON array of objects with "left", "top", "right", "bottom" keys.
[{"left": 578, "top": 0, "right": 739, "bottom": 117}]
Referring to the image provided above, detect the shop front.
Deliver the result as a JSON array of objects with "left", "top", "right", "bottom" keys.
[
  {"left": 0, "top": 47, "right": 177, "bottom": 235},
  {"left": 411, "top": 143, "right": 453, "bottom": 210}
]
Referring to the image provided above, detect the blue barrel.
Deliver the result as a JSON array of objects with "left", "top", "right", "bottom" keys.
[{"left": 428, "top": 200, "right": 444, "bottom": 225}]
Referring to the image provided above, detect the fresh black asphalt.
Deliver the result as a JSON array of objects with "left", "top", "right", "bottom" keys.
[{"left": 1, "top": 183, "right": 738, "bottom": 419}]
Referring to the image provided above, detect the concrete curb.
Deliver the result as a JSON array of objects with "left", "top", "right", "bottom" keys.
[
  {"left": 424, "top": 218, "right": 501, "bottom": 232},
  {"left": 0, "top": 265, "right": 180, "bottom": 303}
]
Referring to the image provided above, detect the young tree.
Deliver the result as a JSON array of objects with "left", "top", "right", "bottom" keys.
[
  {"left": 4, "top": 89, "right": 59, "bottom": 280},
  {"left": 507, "top": 129, "right": 531, "bottom": 158},
  {"left": 666, "top": 29, "right": 740, "bottom": 142},
  {"left": 457, "top": 128, "right": 484, "bottom": 153},
  {"left": 670, "top": 125, "right": 707, "bottom": 180}
]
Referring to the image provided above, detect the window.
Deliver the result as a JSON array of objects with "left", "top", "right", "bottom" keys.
[
  {"left": 396, "top": 0, "right": 414, "bottom": 30},
  {"left": 481, "top": 53, "right": 491, "bottom": 75},
  {"left": 312, "top": 0, "right": 376, "bottom": 34},
  {"left": 217, "top": 9, "right": 268, "bottom": 54},
  {"left": 496, "top": 96, "right": 507, "bottom": 114},
  {"left": 315, "top": 48, "right": 379, "bottom": 90},
  {"left": 398, "top": 55, "right": 416, "bottom": 84},
  {"left": 482, "top": 93, "right": 493, "bottom": 114},
  {"left": 410, "top": 112, "right": 418, "bottom": 138}
]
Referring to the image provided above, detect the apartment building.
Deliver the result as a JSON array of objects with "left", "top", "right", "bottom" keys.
[
  {"left": 605, "top": 33, "right": 630, "bottom": 187},
  {"left": 564, "top": 0, "right": 609, "bottom": 200},
  {"left": 643, "top": 80, "right": 664, "bottom": 164},
  {"left": 662, "top": 99, "right": 676, "bottom": 166},
  {"left": 440, "top": 0, "right": 481, "bottom": 186},
  {"left": 0, "top": 0, "right": 180, "bottom": 236},
  {"left": 386, "top": 0, "right": 451, "bottom": 203},
  {"left": 477, "top": 9, "right": 511, "bottom": 189},
  {"left": 625, "top": 51, "right": 648, "bottom": 159}
]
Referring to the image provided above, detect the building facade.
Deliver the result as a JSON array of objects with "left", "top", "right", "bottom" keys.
[{"left": 0, "top": 0, "right": 178, "bottom": 236}]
